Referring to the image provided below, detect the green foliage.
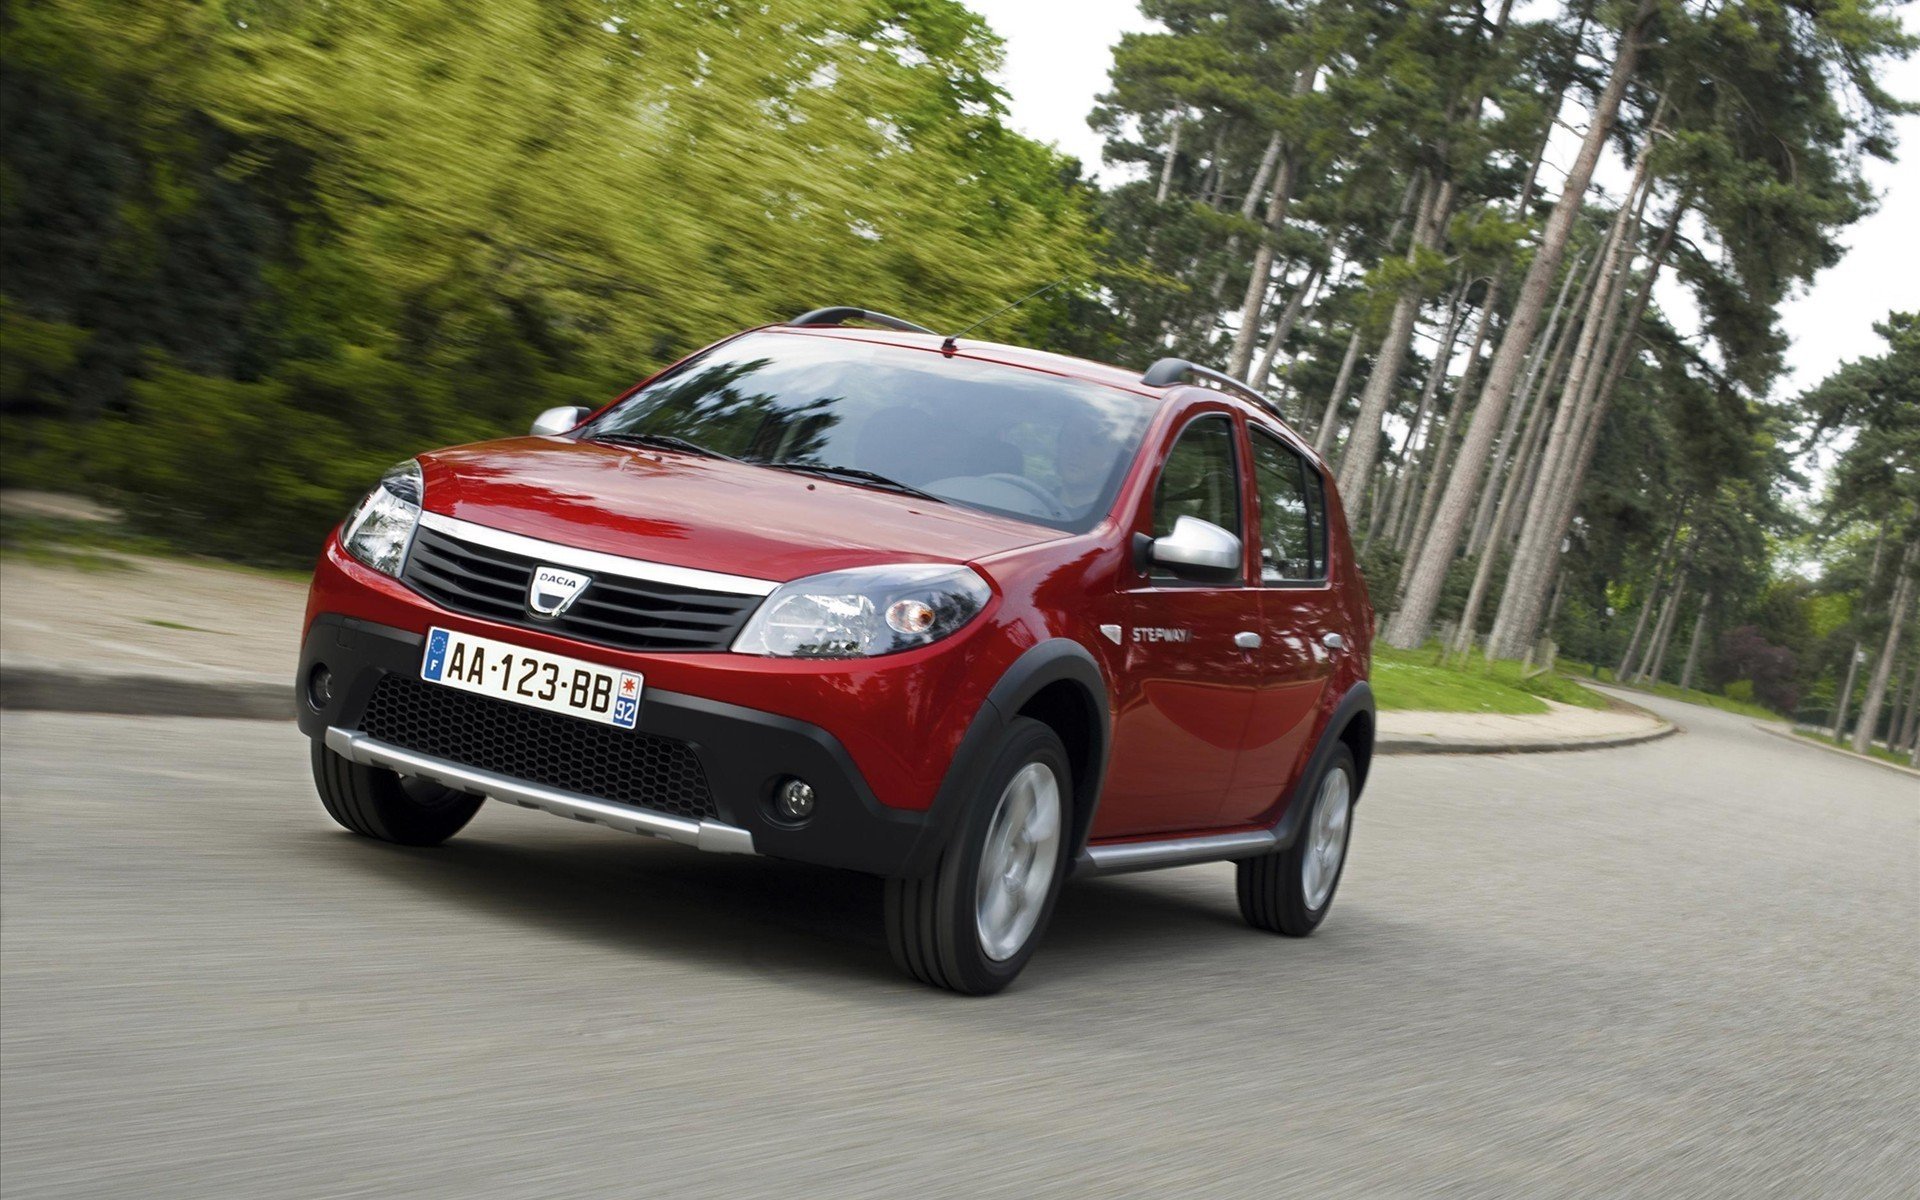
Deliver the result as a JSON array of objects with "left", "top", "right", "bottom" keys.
[
  {"left": 0, "top": 304, "right": 87, "bottom": 399},
  {"left": 1357, "top": 539, "right": 1404, "bottom": 603},
  {"left": 1, "top": 0, "right": 1095, "bottom": 561}
]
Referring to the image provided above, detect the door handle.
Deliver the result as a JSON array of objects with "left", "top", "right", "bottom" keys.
[
  {"left": 1234, "top": 631, "right": 1263, "bottom": 650},
  {"left": 1322, "top": 632, "right": 1347, "bottom": 652}
]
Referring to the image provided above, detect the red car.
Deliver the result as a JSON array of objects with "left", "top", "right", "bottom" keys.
[{"left": 297, "top": 307, "right": 1376, "bottom": 993}]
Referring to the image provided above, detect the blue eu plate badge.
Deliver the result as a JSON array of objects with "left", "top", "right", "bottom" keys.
[{"left": 423, "top": 628, "right": 451, "bottom": 681}]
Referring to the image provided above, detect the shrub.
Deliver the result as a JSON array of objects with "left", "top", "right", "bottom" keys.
[{"left": 1718, "top": 625, "right": 1798, "bottom": 713}]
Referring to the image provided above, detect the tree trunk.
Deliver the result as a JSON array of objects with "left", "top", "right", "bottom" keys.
[
  {"left": 1832, "top": 646, "right": 1865, "bottom": 740},
  {"left": 1641, "top": 576, "right": 1686, "bottom": 686},
  {"left": 1208, "top": 132, "right": 1285, "bottom": 303},
  {"left": 1679, "top": 591, "right": 1712, "bottom": 692},
  {"left": 1155, "top": 115, "right": 1183, "bottom": 204},
  {"left": 1382, "top": 288, "right": 1470, "bottom": 547},
  {"left": 1636, "top": 566, "right": 1687, "bottom": 685},
  {"left": 1382, "top": 0, "right": 1657, "bottom": 650},
  {"left": 1335, "top": 175, "right": 1455, "bottom": 503},
  {"left": 1616, "top": 511, "right": 1685, "bottom": 677},
  {"left": 1401, "top": 289, "right": 1494, "bottom": 558},
  {"left": 1446, "top": 352, "right": 1569, "bottom": 662},
  {"left": 1891, "top": 647, "right": 1920, "bottom": 752},
  {"left": 1831, "top": 523, "right": 1888, "bottom": 737},
  {"left": 1631, "top": 583, "right": 1673, "bottom": 683},
  {"left": 1466, "top": 243, "right": 1596, "bottom": 558},
  {"left": 1363, "top": 469, "right": 1391, "bottom": 552},
  {"left": 1620, "top": 586, "right": 1663, "bottom": 680},
  {"left": 1312, "top": 328, "right": 1365, "bottom": 453},
  {"left": 1491, "top": 191, "right": 1678, "bottom": 660},
  {"left": 1853, "top": 541, "right": 1918, "bottom": 755},
  {"left": 1488, "top": 149, "right": 1656, "bottom": 657},
  {"left": 1203, "top": 125, "right": 1230, "bottom": 209},
  {"left": 1227, "top": 66, "right": 1318, "bottom": 376},
  {"left": 1544, "top": 569, "right": 1569, "bottom": 645},
  {"left": 1250, "top": 256, "right": 1328, "bottom": 391},
  {"left": 1241, "top": 132, "right": 1283, "bottom": 220}
]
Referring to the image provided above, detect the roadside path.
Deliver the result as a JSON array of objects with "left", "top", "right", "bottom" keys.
[{"left": 1, "top": 551, "right": 1669, "bottom": 750}]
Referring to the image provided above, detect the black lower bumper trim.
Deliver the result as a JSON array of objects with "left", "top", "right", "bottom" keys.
[{"left": 297, "top": 614, "right": 933, "bottom": 875}]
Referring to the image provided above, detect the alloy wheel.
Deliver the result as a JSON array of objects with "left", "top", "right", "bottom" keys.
[{"left": 975, "top": 761, "right": 1064, "bottom": 961}]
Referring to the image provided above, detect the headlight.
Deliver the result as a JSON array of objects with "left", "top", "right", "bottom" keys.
[
  {"left": 732, "top": 563, "right": 992, "bottom": 658},
  {"left": 341, "top": 460, "right": 423, "bottom": 578}
]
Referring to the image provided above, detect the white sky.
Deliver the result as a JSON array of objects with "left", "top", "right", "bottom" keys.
[{"left": 965, "top": 0, "right": 1919, "bottom": 398}]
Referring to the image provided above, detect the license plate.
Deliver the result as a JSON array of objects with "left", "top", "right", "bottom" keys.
[{"left": 421, "top": 626, "right": 642, "bottom": 729}]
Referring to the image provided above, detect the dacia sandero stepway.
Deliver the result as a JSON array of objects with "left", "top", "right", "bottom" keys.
[{"left": 298, "top": 306, "right": 1375, "bottom": 993}]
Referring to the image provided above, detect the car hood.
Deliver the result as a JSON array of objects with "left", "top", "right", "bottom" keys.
[{"left": 418, "top": 437, "right": 1063, "bottom": 582}]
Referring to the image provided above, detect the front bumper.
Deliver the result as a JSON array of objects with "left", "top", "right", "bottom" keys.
[
  {"left": 324, "top": 725, "right": 756, "bottom": 852},
  {"left": 297, "top": 614, "right": 940, "bottom": 875}
]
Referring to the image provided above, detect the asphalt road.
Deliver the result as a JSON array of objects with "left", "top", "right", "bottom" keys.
[{"left": 1, "top": 693, "right": 1914, "bottom": 1198}]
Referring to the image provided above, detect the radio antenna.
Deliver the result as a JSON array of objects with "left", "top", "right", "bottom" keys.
[{"left": 940, "top": 279, "right": 1072, "bottom": 355}]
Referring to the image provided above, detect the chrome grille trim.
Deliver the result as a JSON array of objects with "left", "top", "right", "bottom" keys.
[
  {"left": 416, "top": 511, "right": 778, "bottom": 597},
  {"left": 401, "top": 519, "right": 767, "bottom": 652}
]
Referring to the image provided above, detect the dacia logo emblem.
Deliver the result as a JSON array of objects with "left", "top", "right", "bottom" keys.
[{"left": 528, "top": 566, "right": 591, "bottom": 618}]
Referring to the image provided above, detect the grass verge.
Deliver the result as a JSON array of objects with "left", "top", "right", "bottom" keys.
[
  {"left": 1559, "top": 660, "right": 1781, "bottom": 722},
  {"left": 1794, "top": 729, "right": 1913, "bottom": 768},
  {"left": 1373, "top": 644, "right": 1610, "bottom": 714},
  {"left": 0, "top": 512, "right": 309, "bottom": 582}
]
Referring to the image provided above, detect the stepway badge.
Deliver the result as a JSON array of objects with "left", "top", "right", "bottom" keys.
[{"left": 423, "top": 628, "right": 451, "bottom": 681}]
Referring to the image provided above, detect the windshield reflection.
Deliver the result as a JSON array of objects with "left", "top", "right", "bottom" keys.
[{"left": 584, "top": 334, "right": 1151, "bottom": 532}]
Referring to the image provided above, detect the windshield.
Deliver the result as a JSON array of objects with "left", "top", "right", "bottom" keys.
[{"left": 582, "top": 332, "right": 1153, "bottom": 532}]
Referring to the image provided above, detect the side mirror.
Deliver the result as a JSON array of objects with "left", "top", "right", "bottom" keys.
[
  {"left": 530, "top": 406, "right": 591, "bottom": 437},
  {"left": 1149, "top": 515, "right": 1243, "bottom": 580}
]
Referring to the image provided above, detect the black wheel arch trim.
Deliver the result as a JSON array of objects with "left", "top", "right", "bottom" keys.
[
  {"left": 898, "top": 638, "right": 1111, "bottom": 877},
  {"left": 1270, "top": 679, "right": 1375, "bottom": 852}
]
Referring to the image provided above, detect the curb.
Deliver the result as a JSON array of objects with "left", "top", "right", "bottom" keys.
[
  {"left": 0, "top": 666, "right": 294, "bottom": 722},
  {"left": 4, "top": 664, "right": 1678, "bottom": 756},
  {"left": 1758, "top": 722, "right": 1920, "bottom": 780},
  {"left": 1376, "top": 720, "right": 1676, "bottom": 757}
]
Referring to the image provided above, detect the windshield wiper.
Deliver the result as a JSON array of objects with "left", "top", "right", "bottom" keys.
[
  {"left": 767, "top": 462, "right": 946, "bottom": 502},
  {"left": 585, "top": 431, "right": 739, "bottom": 462}
]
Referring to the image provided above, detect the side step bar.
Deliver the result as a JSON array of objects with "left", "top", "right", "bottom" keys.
[
  {"left": 1077, "top": 830, "right": 1278, "bottom": 876},
  {"left": 324, "top": 727, "right": 757, "bottom": 855}
]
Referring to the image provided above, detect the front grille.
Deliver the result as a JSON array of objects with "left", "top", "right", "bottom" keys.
[
  {"left": 360, "top": 674, "right": 719, "bottom": 822},
  {"left": 401, "top": 524, "right": 761, "bottom": 653}
]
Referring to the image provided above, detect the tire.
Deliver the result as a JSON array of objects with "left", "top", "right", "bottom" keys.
[
  {"left": 1238, "top": 743, "right": 1356, "bottom": 937},
  {"left": 310, "top": 739, "right": 484, "bottom": 847},
  {"left": 885, "top": 717, "right": 1071, "bottom": 995}
]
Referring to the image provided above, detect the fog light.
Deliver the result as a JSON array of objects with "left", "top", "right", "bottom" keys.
[
  {"left": 307, "top": 664, "right": 334, "bottom": 710},
  {"left": 775, "top": 778, "right": 816, "bottom": 821}
]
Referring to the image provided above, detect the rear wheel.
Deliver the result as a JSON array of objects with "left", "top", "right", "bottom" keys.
[
  {"left": 885, "top": 718, "right": 1070, "bottom": 995},
  {"left": 1237, "top": 744, "right": 1355, "bottom": 936},
  {"left": 310, "top": 740, "right": 483, "bottom": 847}
]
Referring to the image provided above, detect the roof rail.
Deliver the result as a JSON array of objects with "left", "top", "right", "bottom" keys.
[
  {"left": 1140, "top": 358, "right": 1273, "bottom": 410},
  {"left": 787, "top": 306, "right": 938, "bottom": 336}
]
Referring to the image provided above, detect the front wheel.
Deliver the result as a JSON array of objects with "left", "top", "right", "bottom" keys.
[
  {"left": 310, "top": 740, "right": 484, "bottom": 847},
  {"left": 885, "top": 717, "right": 1070, "bottom": 995},
  {"left": 1237, "top": 744, "right": 1356, "bottom": 936}
]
